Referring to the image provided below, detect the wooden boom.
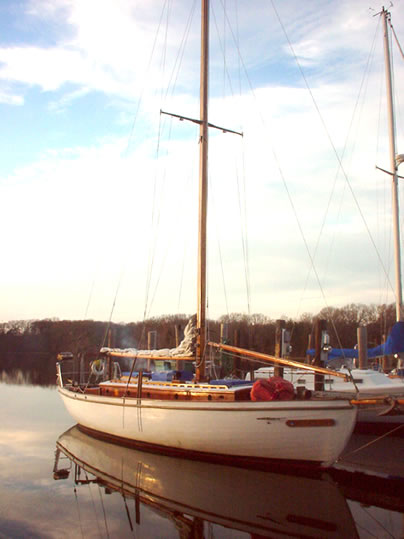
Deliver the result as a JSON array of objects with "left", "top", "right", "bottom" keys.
[{"left": 208, "top": 341, "right": 349, "bottom": 380}]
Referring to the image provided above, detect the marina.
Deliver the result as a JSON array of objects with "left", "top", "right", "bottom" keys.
[
  {"left": 1, "top": 1, "right": 404, "bottom": 537},
  {"left": 54, "top": 3, "right": 403, "bottom": 470}
]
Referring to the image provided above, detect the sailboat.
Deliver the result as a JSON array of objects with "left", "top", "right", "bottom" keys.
[
  {"left": 56, "top": 0, "right": 358, "bottom": 467},
  {"left": 248, "top": 7, "right": 404, "bottom": 428}
]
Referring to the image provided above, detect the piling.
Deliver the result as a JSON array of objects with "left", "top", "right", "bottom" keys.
[
  {"left": 357, "top": 326, "right": 368, "bottom": 369},
  {"left": 147, "top": 330, "right": 157, "bottom": 371},
  {"left": 314, "top": 319, "right": 327, "bottom": 391},
  {"left": 274, "top": 319, "right": 285, "bottom": 378},
  {"left": 175, "top": 324, "right": 184, "bottom": 371},
  {"left": 233, "top": 329, "right": 241, "bottom": 376}
]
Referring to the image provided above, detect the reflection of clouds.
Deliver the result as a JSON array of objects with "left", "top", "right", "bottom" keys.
[
  {"left": 0, "top": 464, "right": 180, "bottom": 539},
  {"left": 0, "top": 517, "right": 46, "bottom": 539},
  {"left": 0, "top": 383, "right": 181, "bottom": 538},
  {"left": 0, "top": 383, "right": 74, "bottom": 430},
  {"left": 0, "top": 428, "right": 63, "bottom": 460},
  {"left": 0, "top": 429, "right": 43, "bottom": 446}
]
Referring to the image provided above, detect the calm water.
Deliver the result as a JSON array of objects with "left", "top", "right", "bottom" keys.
[{"left": 1, "top": 380, "right": 403, "bottom": 538}]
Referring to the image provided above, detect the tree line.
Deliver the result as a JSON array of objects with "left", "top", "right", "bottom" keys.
[{"left": 0, "top": 303, "right": 396, "bottom": 385}]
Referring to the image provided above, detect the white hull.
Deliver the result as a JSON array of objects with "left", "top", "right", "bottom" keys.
[{"left": 58, "top": 386, "right": 356, "bottom": 467}]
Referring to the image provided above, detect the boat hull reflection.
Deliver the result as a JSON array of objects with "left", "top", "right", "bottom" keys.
[{"left": 55, "top": 426, "right": 358, "bottom": 538}]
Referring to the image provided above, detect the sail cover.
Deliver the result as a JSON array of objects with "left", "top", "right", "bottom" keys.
[
  {"left": 307, "top": 321, "right": 404, "bottom": 361},
  {"left": 100, "top": 316, "right": 197, "bottom": 358}
]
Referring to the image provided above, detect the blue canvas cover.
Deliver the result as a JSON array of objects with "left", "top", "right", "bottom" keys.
[{"left": 307, "top": 321, "right": 404, "bottom": 361}]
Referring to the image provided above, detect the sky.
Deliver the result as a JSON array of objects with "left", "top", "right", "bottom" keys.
[{"left": 1, "top": 0, "right": 404, "bottom": 324}]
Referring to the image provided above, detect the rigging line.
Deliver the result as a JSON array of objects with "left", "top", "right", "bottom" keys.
[
  {"left": 101, "top": 264, "right": 126, "bottom": 349},
  {"left": 235, "top": 0, "right": 242, "bottom": 97},
  {"left": 217, "top": 0, "right": 253, "bottom": 97},
  {"left": 143, "top": 113, "right": 164, "bottom": 322},
  {"left": 102, "top": 3, "right": 169, "bottom": 342},
  {"left": 223, "top": 0, "right": 226, "bottom": 97},
  {"left": 145, "top": 7, "right": 196, "bottom": 321},
  {"left": 323, "top": 19, "right": 380, "bottom": 290},
  {"left": 236, "top": 2, "right": 250, "bottom": 314},
  {"left": 270, "top": 0, "right": 397, "bottom": 302},
  {"left": 339, "top": 422, "right": 404, "bottom": 458},
  {"left": 391, "top": 19, "right": 404, "bottom": 142},
  {"left": 145, "top": 131, "right": 200, "bottom": 320},
  {"left": 354, "top": 522, "right": 381, "bottom": 539},
  {"left": 294, "top": 16, "right": 380, "bottom": 323},
  {"left": 390, "top": 21, "right": 404, "bottom": 61},
  {"left": 375, "top": 41, "right": 391, "bottom": 307},
  {"left": 359, "top": 506, "right": 396, "bottom": 539},
  {"left": 209, "top": 175, "right": 230, "bottom": 316},
  {"left": 144, "top": 112, "right": 176, "bottom": 321},
  {"left": 214, "top": 2, "right": 341, "bottom": 326},
  {"left": 73, "top": 484, "right": 84, "bottom": 539},
  {"left": 389, "top": 16, "right": 404, "bottom": 273},
  {"left": 211, "top": 2, "right": 235, "bottom": 98},
  {"left": 159, "top": 0, "right": 171, "bottom": 103},
  {"left": 240, "top": 139, "right": 251, "bottom": 315},
  {"left": 84, "top": 470, "right": 103, "bottom": 539},
  {"left": 177, "top": 240, "right": 187, "bottom": 314},
  {"left": 236, "top": 147, "right": 251, "bottom": 315},
  {"left": 124, "top": 0, "right": 169, "bottom": 156},
  {"left": 97, "top": 484, "right": 110, "bottom": 539},
  {"left": 164, "top": 0, "right": 197, "bottom": 102},
  {"left": 123, "top": 493, "right": 134, "bottom": 533},
  {"left": 83, "top": 268, "right": 98, "bottom": 320},
  {"left": 177, "top": 153, "right": 198, "bottom": 313}
]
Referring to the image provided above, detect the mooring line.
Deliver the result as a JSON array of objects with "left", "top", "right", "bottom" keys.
[{"left": 338, "top": 423, "right": 404, "bottom": 459}]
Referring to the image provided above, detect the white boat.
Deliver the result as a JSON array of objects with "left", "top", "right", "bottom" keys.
[
  {"left": 57, "top": 0, "right": 358, "bottom": 468},
  {"left": 247, "top": 365, "right": 404, "bottom": 397},
  {"left": 54, "top": 425, "right": 359, "bottom": 538},
  {"left": 247, "top": 366, "right": 404, "bottom": 426}
]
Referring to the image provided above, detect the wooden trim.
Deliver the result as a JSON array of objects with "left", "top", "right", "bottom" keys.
[
  {"left": 351, "top": 397, "right": 404, "bottom": 406},
  {"left": 286, "top": 419, "right": 336, "bottom": 428},
  {"left": 58, "top": 387, "right": 353, "bottom": 412}
]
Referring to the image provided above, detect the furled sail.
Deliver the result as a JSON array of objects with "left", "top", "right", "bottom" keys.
[{"left": 100, "top": 315, "right": 197, "bottom": 359}]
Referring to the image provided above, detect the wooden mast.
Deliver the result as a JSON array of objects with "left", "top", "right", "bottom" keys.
[
  {"left": 196, "top": 0, "right": 209, "bottom": 382},
  {"left": 382, "top": 7, "right": 403, "bottom": 322}
]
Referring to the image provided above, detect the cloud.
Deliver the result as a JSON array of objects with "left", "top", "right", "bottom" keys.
[
  {"left": 0, "top": 89, "right": 24, "bottom": 105},
  {"left": 0, "top": 0, "right": 201, "bottom": 102},
  {"left": 0, "top": 46, "right": 89, "bottom": 91},
  {"left": 0, "top": 0, "right": 403, "bottom": 322}
]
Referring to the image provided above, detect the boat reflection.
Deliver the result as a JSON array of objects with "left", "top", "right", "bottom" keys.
[{"left": 54, "top": 426, "right": 360, "bottom": 538}]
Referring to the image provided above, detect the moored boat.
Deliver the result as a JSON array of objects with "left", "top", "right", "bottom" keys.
[
  {"left": 57, "top": 370, "right": 356, "bottom": 467},
  {"left": 56, "top": 0, "right": 359, "bottom": 468}
]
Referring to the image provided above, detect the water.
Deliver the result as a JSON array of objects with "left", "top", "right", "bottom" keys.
[{"left": 1, "top": 380, "right": 403, "bottom": 538}]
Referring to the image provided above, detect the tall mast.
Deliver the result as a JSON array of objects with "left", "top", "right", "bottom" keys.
[
  {"left": 382, "top": 7, "right": 403, "bottom": 322},
  {"left": 196, "top": 0, "right": 209, "bottom": 381}
]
